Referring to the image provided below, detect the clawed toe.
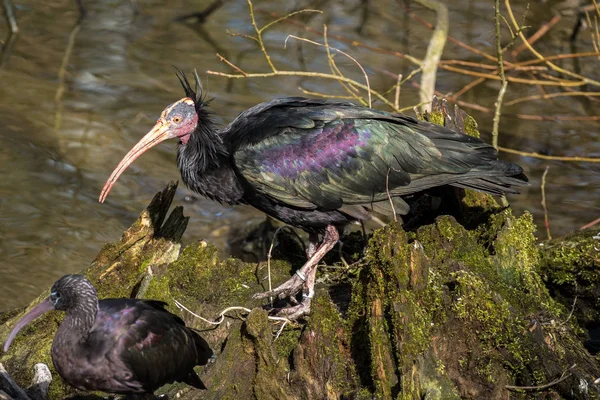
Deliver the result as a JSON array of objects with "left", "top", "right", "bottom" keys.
[
  {"left": 270, "top": 297, "right": 312, "bottom": 320},
  {"left": 252, "top": 273, "right": 305, "bottom": 300}
]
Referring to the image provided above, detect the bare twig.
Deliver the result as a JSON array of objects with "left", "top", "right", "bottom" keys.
[
  {"left": 414, "top": 0, "right": 448, "bottom": 111},
  {"left": 394, "top": 74, "right": 402, "bottom": 110},
  {"left": 410, "top": 80, "right": 600, "bottom": 123},
  {"left": 173, "top": 300, "right": 294, "bottom": 339},
  {"left": 559, "top": 294, "right": 577, "bottom": 327},
  {"left": 450, "top": 77, "right": 485, "bottom": 100},
  {"left": 297, "top": 88, "right": 355, "bottom": 99},
  {"left": 265, "top": 226, "right": 298, "bottom": 305},
  {"left": 286, "top": 26, "right": 372, "bottom": 107},
  {"left": 505, "top": 0, "right": 600, "bottom": 87},
  {"left": 498, "top": 147, "right": 600, "bottom": 162},
  {"left": 274, "top": 320, "right": 289, "bottom": 341},
  {"left": 216, "top": 53, "right": 248, "bottom": 76},
  {"left": 2, "top": 0, "right": 18, "bottom": 33},
  {"left": 580, "top": 217, "right": 600, "bottom": 230},
  {"left": 386, "top": 168, "right": 397, "bottom": 222},
  {"left": 492, "top": 0, "right": 508, "bottom": 151},
  {"left": 504, "top": 91, "right": 600, "bottom": 106},
  {"left": 511, "top": 14, "right": 561, "bottom": 58},
  {"left": 540, "top": 166, "right": 552, "bottom": 240},
  {"left": 208, "top": 70, "right": 396, "bottom": 110},
  {"left": 506, "top": 364, "right": 575, "bottom": 391}
]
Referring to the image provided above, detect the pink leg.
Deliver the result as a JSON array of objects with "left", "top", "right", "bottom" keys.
[
  {"left": 253, "top": 225, "right": 339, "bottom": 318},
  {"left": 306, "top": 232, "right": 319, "bottom": 258},
  {"left": 275, "top": 261, "right": 319, "bottom": 319}
]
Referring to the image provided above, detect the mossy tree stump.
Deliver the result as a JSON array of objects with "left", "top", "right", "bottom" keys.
[{"left": 2, "top": 104, "right": 599, "bottom": 399}]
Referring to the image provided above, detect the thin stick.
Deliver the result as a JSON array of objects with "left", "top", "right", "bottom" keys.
[
  {"left": 173, "top": 300, "right": 293, "bottom": 334},
  {"left": 262, "top": 225, "right": 305, "bottom": 305},
  {"left": 442, "top": 64, "right": 587, "bottom": 87},
  {"left": 492, "top": 0, "right": 508, "bottom": 151},
  {"left": 513, "top": 51, "right": 600, "bottom": 67},
  {"left": 247, "top": 0, "right": 276, "bottom": 72},
  {"left": 504, "top": 91, "right": 600, "bottom": 106},
  {"left": 450, "top": 77, "right": 485, "bottom": 100},
  {"left": 498, "top": 147, "right": 600, "bottom": 163},
  {"left": 493, "top": 0, "right": 509, "bottom": 207},
  {"left": 580, "top": 217, "right": 600, "bottom": 230},
  {"left": 207, "top": 69, "right": 397, "bottom": 110},
  {"left": 2, "top": 0, "right": 18, "bottom": 33},
  {"left": 511, "top": 14, "right": 561, "bottom": 58},
  {"left": 506, "top": 365, "right": 574, "bottom": 390},
  {"left": 216, "top": 53, "right": 248, "bottom": 76},
  {"left": 266, "top": 226, "right": 289, "bottom": 305},
  {"left": 320, "top": 25, "right": 363, "bottom": 100},
  {"left": 286, "top": 31, "right": 372, "bottom": 107},
  {"left": 394, "top": 74, "right": 402, "bottom": 110},
  {"left": 297, "top": 88, "right": 355, "bottom": 99},
  {"left": 386, "top": 168, "right": 397, "bottom": 222},
  {"left": 414, "top": 0, "right": 448, "bottom": 111},
  {"left": 274, "top": 320, "right": 289, "bottom": 341},
  {"left": 559, "top": 295, "right": 577, "bottom": 327},
  {"left": 540, "top": 166, "right": 551, "bottom": 240},
  {"left": 505, "top": 0, "right": 600, "bottom": 87},
  {"left": 410, "top": 80, "right": 600, "bottom": 122}
]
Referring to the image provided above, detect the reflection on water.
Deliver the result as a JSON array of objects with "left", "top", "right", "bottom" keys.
[{"left": 0, "top": 0, "right": 598, "bottom": 311}]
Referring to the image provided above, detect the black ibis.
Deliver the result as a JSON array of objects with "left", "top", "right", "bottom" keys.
[
  {"left": 99, "top": 71, "right": 528, "bottom": 319},
  {"left": 3, "top": 274, "right": 212, "bottom": 397}
]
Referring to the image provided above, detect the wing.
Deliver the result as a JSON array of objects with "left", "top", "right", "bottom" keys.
[
  {"left": 231, "top": 98, "right": 501, "bottom": 211},
  {"left": 89, "top": 299, "right": 211, "bottom": 393}
]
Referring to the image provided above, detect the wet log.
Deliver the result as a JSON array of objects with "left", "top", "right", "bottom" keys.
[{"left": 1, "top": 107, "right": 600, "bottom": 399}]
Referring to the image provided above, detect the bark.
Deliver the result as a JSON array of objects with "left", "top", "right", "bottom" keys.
[{"left": 1, "top": 105, "right": 599, "bottom": 399}]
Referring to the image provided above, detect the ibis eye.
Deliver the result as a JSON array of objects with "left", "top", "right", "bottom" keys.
[
  {"left": 50, "top": 291, "right": 60, "bottom": 302},
  {"left": 172, "top": 116, "right": 182, "bottom": 123}
]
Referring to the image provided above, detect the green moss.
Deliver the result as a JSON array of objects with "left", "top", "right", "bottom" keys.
[
  {"left": 461, "top": 188, "right": 499, "bottom": 211},
  {"left": 462, "top": 113, "right": 480, "bottom": 138},
  {"left": 165, "top": 241, "right": 284, "bottom": 308},
  {"left": 427, "top": 110, "right": 446, "bottom": 127},
  {"left": 143, "top": 274, "right": 173, "bottom": 303},
  {"left": 4, "top": 179, "right": 600, "bottom": 399},
  {"left": 453, "top": 271, "right": 521, "bottom": 349},
  {"left": 0, "top": 299, "right": 73, "bottom": 398},
  {"left": 539, "top": 227, "right": 600, "bottom": 325},
  {"left": 308, "top": 292, "right": 359, "bottom": 394},
  {"left": 273, "top": 326, "right": 302, "bottom": 360},
  {"left": 246, "top": 309, "right": 292, "bottom": 400}
]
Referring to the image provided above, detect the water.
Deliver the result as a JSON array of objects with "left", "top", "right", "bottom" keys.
[{"left": 0, "top": 0, "right": 598, "bottom": 311}]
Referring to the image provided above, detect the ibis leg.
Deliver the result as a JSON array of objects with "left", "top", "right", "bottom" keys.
[
  {"left": 253, "top": 226, "right": 339, "bottom": 312},
  {"left": 306, "top": 232, "right": 319, "bottom": 258}
]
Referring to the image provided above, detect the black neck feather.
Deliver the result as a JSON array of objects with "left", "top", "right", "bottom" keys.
[
  {"left": 174, "top": 70, "right": 245, "bottom": 204},
  {"left": 177, "top": 111, "right": 226, "bottom": 174},
  {"left": 57, "top": 297, "right": 98, "bottom": 346},
  {"left": 177, "top": 114, "right": 245, "bottom": 204}
]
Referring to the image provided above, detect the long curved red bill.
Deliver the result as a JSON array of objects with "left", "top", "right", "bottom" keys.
[
  {"left": 4, "top": 297, "right": 54, "bottom": 352},
  {"left": 99, "top": 122, "right": 171, "bottom": 203}
]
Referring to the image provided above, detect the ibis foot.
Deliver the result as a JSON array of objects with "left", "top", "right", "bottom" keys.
[
  {"left": 252, "top": 273, "right": 305, "bottom": 300},
  {"left": 272, "top": 296, "right": 312, "bottom": 320},
  {"left": 253, "top": 225, "right": 340, "bottom": 317}
]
